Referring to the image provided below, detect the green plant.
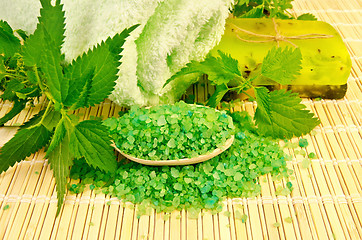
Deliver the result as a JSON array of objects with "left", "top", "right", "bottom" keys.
[
  {"left": 232, "top": 0, "right": 317, "bottom": 20},
  {"left": 0, "top": 0, "right": 136, "bottom": 214},
  {"left": 164, "top": 47, "right": 320, "bottom": 139}
]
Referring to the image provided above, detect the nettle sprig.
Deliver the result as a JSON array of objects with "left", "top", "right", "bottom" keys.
[
  {"left": 232, "top": 0, "right": 317, "bottom": 20},
  {"left": 164, "top": 47, "right": 320, "bottom": 139},
  {"left": 0, "top": 0, "right": 136, "bottom": 214}
]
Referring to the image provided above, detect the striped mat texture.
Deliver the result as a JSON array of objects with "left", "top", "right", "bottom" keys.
[{"left": 0, "top": 0, "right": 361, "bottom": 239}]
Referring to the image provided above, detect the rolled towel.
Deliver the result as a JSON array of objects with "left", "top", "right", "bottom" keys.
[{"left": 0, "top": 0, "right": 233, "bottom": 106}]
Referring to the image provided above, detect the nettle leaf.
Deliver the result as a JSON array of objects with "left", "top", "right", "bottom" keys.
[
  {"left": 297, "top": 13, "right": 317, "bottom": 21},
  {"left": 19, "top": 110, "right": 45, "bottom": 130},
  {"left": 255, "top": 90, "right": 320, "bottom": 139},
  {"left": 217, "top": 50, "right": 241, "bottom": 77},
  {"left": 64, "top": 26, "right": 137, "bottom": 108},
  {"left": 240, "top": 5, "right": 264, "bottom": 18},
  {"left": 206, "top": 84, "right": 229, "bottom": 108},
  {"left": 165, "top": 51, "right": 241, "bottom": 88},
  {"left": 64, "top": 68, "right": 94, "bottom": 109},
  {"left": 235, "top": 0, "right": 250, "bottom": 6},
  {"left": 163, "top": 60, "right": 204, "bottom": 88},
  {"left": 1, "top": 79, "right": 24, "bottom": 101},
  {"left": 22, "top": 0, "right": 67, "bottom": 104},
  {"left": 69, "top": 120, "right": 117, "bottom": 173},
  {"left": 22, "top": 28, "right": 43, "bottom": 67},
  {"left": 203, "top": 57, "right": 239, "bottom": 86},
  {"left": 0, "top": 20, "right": 14, "bottom": 35},
  {"left": 40, "top": 28, "right": 66, "bottom": 103},
  {"left": 45, "top": 118, "right": 66, "bottom": 157},
  {"left": 0, "top": 124, "right": 51, "bottom": 173},
  {"left": 0, "top": 56, "right": 5, "bottom": 79},
  {"left": 41, "top": 110, "right": 62, "bottom": 131},
  {"left": 261, "top": 47, "right": 302, "bottom": 85},
  {"left": 47, "top": 128, "right": 73, "bottom": 215},
  {"left": 0, "top": 20, "right": 21, "bottom": 59},
  {"left": 267, "top": 0, "right": 293, "bottom": 18},
  {"left": 22, "top": 0, "right": 65, "bottom": 66},
  {"left": 15, "top": 29, "right": 28, "bottom": 41},
  {"left": 19, "top": 109, "right": 61, "bottom": 131},
  {"left": 254, "top": 87, "right": 272, "bottom": 124},
  {"left": 38, "top": 0, "right": 66, "bottom": 48}
]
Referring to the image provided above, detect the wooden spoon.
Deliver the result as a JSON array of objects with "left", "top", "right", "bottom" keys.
[{"left": 113, "top": 135, "right": 234, "bottom": 166}]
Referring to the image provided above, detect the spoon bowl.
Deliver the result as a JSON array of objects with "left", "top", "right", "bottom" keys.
[{"left": 113, "top": 135, "right": 234, "bottom": 166}]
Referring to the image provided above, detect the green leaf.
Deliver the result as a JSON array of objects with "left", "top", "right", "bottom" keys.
[
  {"left": 22, "top": 29, "right": 43, "bottom": 67},
  {"left": 0, "top": 124, "right": 51, "bottom": 173},
  {"left": 1, "top": 79, "right": 24, "bottom": 101},
  {"left": 261, "top": 47, "right": 302, "bottom": 85},
  {"left": 41, "top": 110, "right": 62, "bottom": 131},
  {"left": 19, "top": 109, "right": 61, "bottom": 131},
  {"left": 14, "top": 29, "right": 28, "bottom": 41},
  {"left": 267, "top": 0, "right": 293, "bottom": 18},
  {"left": 274, "top": 12, "right": 292, "bottom": 20},
  {"left": 254, "top": 87, "right": 272, "bottom": 124},
  {"left": 47, "top": 128, "right": 74, "bottom": 215},
  {"left": 0, "top": 20, "right": 14, "bottom": 35},
  {"left": 22, "top": 0, "right": 65, "bottom": 67},
  {"left": 235, "top": 0, "right": 250, "bottom": 6},
  {"left": 254, "top": 90, "right": 320, "bottom": 139},
  {"left": 16, "top": 86, "right": 40, "bottom": 98},
  {"left": 206, "top": 84, "right": 229, "bottom": 108},
  {"left": 69, "top": 120, "right": 117, "bottom": 173},
  {"left": 217, "top": 50, "right": 241, "bottom": 77},
  {"left": 204, "top": 56, "right": 240, "bottom": 85},
  {"left": 19, "top": 110, "right": 44, "bottom": 130},
  {"left": 38, "top": 0, "right": 66, "bottom": 48},
  {"left": 0, "top": 56, "right": 5, "bottom": 80},
  {"left": 45, "top": 118, "right": 66, "bottom": 157},
  {"left": 21, "top": 0, "right": 67, "bottom": 103},
  {"left": 40, "top": 28, "right": 66, "bottom": 103},
  {"left": 66, "top": 68, "right": 94, "bottom": 109},
  {"left": 0, "top": 20, "right": 21, "bottom": 59},
  {"left": 163, "top": 61, "right": 204, "bottom": 88},
  {"left": 165, "top": 51, "right": 241, "bottom": 88},
  {"left": 232, "top": 0, "right": 253, "bottom": 18},
  {"left": 63, "top": 25, "right": 137, "bottom": 108},
  {"left": 297, "top": 13, "right": 317, "bottom": 21},
  {"left": 240, "top": 5, "right": 264, "bottom": 18}
]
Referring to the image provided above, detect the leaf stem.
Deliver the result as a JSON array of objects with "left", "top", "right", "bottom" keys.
[
  {"left": 23, "top": 87, "right": 38, "bottom": 96},
  {"left": 3, "top": 73, "right": 27, "bottom": 80},
  {"left": 228, "top": 86, "right": 241, "bottom": 92},
  {"left": 38, "top": 101, "right": 52, "bottom": 126},
  {"left": 33, "top": 66, "right": 54, "bottom": 102},
  {"left": 33, "top": 66, "right": 45, "bottom": 91}
]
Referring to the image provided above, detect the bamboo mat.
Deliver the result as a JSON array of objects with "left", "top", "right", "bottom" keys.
[{"left": 0, "top": 0, "right": 361, "bottom": 239}]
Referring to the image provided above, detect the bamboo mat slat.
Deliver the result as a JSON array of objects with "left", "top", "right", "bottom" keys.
[{"left": 1, "top": 0, "right": 362, "bottom": 239}]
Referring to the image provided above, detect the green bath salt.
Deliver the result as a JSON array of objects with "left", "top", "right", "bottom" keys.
[{"left": 103, "top": 101, "right": 235, "bottom": 160}]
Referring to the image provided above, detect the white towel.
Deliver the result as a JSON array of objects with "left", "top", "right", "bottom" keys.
[{"left": 0, "top": 0, "right": 233, "bottom": 106}]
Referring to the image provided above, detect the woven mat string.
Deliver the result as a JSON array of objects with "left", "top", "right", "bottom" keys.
[{"left": 232, "top": 18, "right": 334, "bottom": 48}]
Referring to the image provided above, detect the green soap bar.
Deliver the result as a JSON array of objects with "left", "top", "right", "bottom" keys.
[{"left": 212, "top": 18, "right": 351, "bottom": 97}]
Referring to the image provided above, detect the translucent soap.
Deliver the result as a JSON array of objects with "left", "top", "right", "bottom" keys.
[{"left": 212, "top": 17, "right": 352, "bottom": 99}]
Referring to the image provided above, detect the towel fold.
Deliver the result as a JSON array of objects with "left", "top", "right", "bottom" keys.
[{"left": 0, "top": 0, "right": 233, "bottom": 106}]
